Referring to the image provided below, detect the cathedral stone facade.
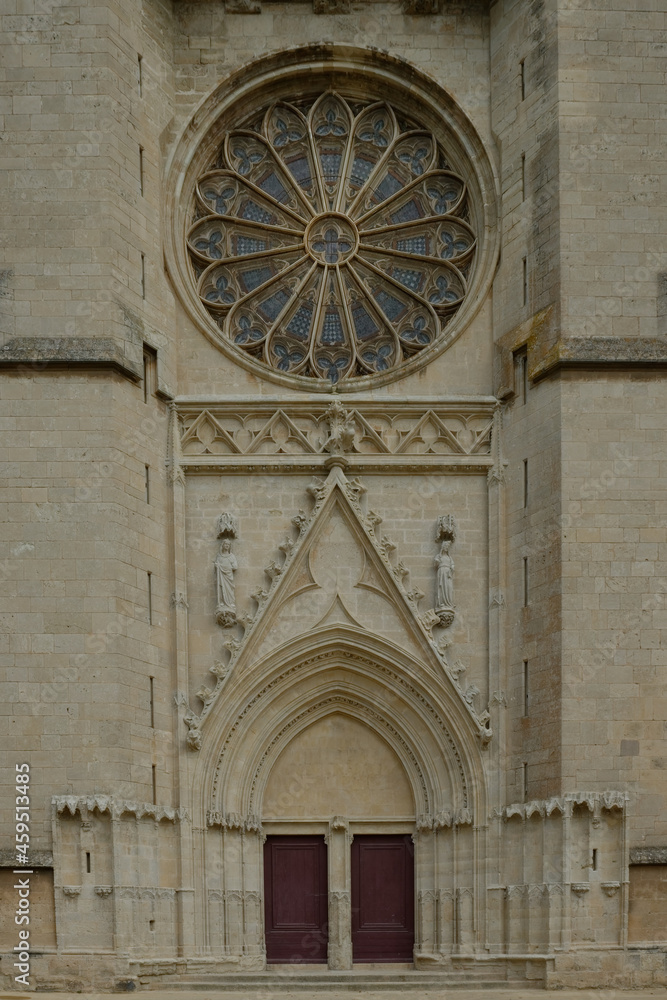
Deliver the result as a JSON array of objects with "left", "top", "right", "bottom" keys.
[{"left": 1, "top": 0, "right": 666, "bottom": 991}]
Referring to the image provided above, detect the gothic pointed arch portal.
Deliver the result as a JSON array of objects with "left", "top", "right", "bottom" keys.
[
  {"left": 184, "top": 456, "right": 491, "bottom": 968},
  {"left": 193, "top": 620, "right": 487, "bottom": 968}
]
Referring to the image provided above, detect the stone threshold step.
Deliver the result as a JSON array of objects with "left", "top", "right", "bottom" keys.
[
  {"left": 141, "top": 983, "right": 526, "bottom": 993},
  {"left": 144, "top": 975, "right": 528, "bottom": 991},
  {"left": 148, "top": 970, "right": 510, "bottom": 979},
  {"left": 144, "top": 985, "right": 521, "bottom": 992}
]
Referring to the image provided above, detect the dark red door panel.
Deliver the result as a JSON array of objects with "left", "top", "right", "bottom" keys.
[
  {"left": 264, "top": 835, "right": 328, "bottom": 963},
  {"left": 351, "top": 834, "right": 414, "bottom": 962}
]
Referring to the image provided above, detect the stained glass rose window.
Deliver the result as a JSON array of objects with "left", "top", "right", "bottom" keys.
[{"left": 187, "top": 92, "right": 476, "bottom": 385}]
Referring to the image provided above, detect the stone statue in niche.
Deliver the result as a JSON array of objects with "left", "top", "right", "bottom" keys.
[
  {"left": 435, "top": 540, "right": 454, "bottom": 607},
  {"left": 215, "top": 512, "right": 238, "bottom": 628},
  {"left": 434, "top": 515, "right": 456, "bottom": 628}
]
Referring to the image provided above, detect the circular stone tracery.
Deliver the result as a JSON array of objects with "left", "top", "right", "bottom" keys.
[
  {"left": 187, "top": 92, "right": 477, "bottom": 385},
  {"left": 306, "top": 214, "right": 358, "bottom": 265}
]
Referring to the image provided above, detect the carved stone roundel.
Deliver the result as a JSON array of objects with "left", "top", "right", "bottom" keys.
[{"left": 187, "top": 92, "right": 477, "bottom": 386}]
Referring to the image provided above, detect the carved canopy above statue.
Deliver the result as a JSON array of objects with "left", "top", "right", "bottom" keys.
[{"left": 187, "top": 91, "right": 477, "bottom": 386}]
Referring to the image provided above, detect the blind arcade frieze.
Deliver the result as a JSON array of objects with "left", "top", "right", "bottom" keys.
[{"left": 175, "top": 400, "right": 496, "bottom": 471}]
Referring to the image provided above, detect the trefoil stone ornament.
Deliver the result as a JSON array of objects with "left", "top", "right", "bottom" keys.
[
  {"left": 214, "top": 511, "right": 239, "bottom": 628},
  {"left": 434, "top": 515, "right": 456, "bottom": 627}
]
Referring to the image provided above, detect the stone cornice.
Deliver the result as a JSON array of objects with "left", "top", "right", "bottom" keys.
[
  {"left": 173, "top": 0, "right": 490, "bottom": 14},
  {"left": 630, "top": 846, "right": 667, "bottom": 865},
  {"left": 531, "top": 337, "right": 667, "bottom": 382},
  {"left": 0, "top": 337, "right": 142, "bottom": 383},
  {"left": 0, "top": 848, "right": 53, "bottom": 868}
]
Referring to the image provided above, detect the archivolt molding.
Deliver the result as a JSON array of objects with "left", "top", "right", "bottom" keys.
[
  {"left": 164, "top": 45, "right": 500, "bottom": 393},
  {"left": 246, "top": 693, "right": 430, "bottom": 815},
  {"left": 199, "top": 636, "right": 486, "bottom": 828}
]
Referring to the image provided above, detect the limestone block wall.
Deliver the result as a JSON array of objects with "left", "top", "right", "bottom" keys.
[
  {"left": 170, "top": 1, "right": 491, "bottom": 136},
  {"left": 490, "top": 0, "right": 561, "bottom": 347},
  {"left": 502, "top": 374, "right": 563, "bottom": 801},
  {"left": 51, "top": 798, "right": 183, "bottom": 959},
  {"left": 560, "top": 374, "right": 667, "bottom": 847},
  {"left": 491, "top": 0, "right": 667, "bottom": 350},
  {"left": 0, "top": 372, "right": 172, "bottom": 849},
  {"left": 0, "top": 0, "right": 177, "bottom": 388},
  {"left": 556, "top": 4, "right": 667, "bottom": 341}
]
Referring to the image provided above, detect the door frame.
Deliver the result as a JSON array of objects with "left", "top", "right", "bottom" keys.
[
  {"left": 351, "top": 833, "right": 415, "bottom": 963},
  {"left": 262, "top": 821, "right": 416, "bottom": 969},
  {"left": 263, "top": 833, "right": 328, "bottom": 964}
]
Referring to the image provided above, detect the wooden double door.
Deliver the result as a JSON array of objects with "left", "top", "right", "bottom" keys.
[{"left": 264, "top": 834, "right": 414, "bottom": 964}]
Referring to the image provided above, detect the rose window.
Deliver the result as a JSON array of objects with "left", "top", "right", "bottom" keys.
[{"left": 187, "top": 92, "right": 476, "bottom": 385}]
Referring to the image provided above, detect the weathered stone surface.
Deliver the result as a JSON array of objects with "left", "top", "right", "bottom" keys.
[{"left": 1, "top": 0, "right": 666, "bottom": 991}]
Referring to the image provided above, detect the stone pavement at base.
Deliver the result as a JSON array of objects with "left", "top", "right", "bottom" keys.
[{"left": 8, "top": 990, "right": 667, "bottom": 1000}]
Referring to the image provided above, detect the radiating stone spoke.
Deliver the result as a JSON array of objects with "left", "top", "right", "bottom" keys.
[{"left": 189, "top": 92, "right": 476, "bottom": 384}]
